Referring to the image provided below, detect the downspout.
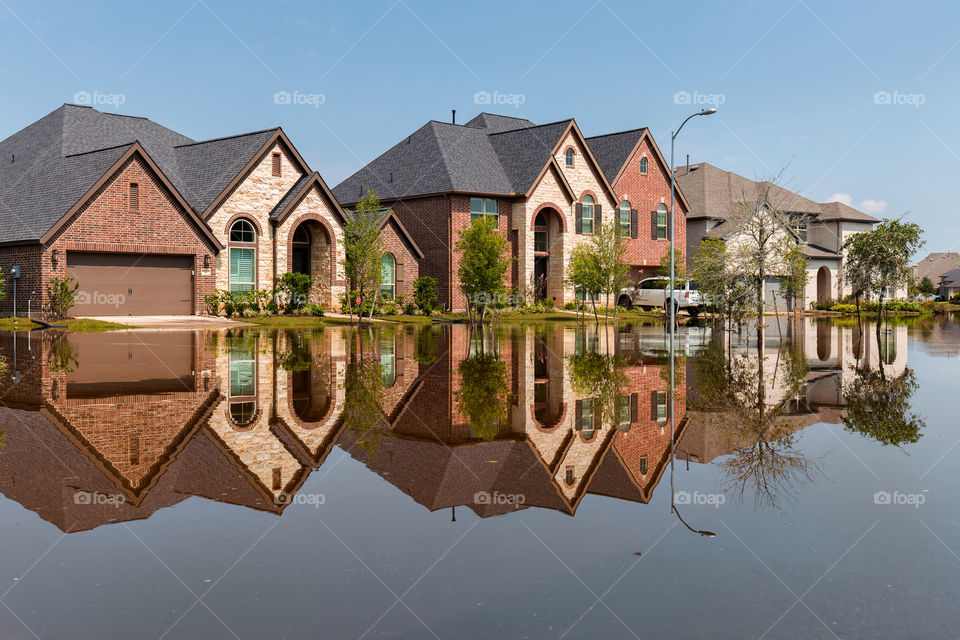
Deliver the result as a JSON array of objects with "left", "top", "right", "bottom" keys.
[{"left": 448, "top": 195, "right": 454, "bottom": 312}]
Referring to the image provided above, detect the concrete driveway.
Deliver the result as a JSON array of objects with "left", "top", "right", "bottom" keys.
[{"left": 80, "top": 315, "right": 252, "bottom": 329}]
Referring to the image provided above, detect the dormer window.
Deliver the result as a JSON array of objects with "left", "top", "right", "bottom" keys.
[
  {"left": 129, "top": 182, "right": 139, "bottom": 211},
  {"left": 639, "top": 156, "right": 648, "bottom": 175},
  {"left": 271, "top": 152, "right": 281, "bottom": 177},
  {"left": 565, "top": 148, "right": 575, "bottom": 167}
]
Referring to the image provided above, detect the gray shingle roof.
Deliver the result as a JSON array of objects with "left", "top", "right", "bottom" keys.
[
  {"left": 269, "top": 172, "right": 314, "bottom": 219},
  {"left": 585, "top": 128, "right": 646, "bottom": 182},
  {"left": 941, "top": 267, "right": 960, "bottom": 287},
  {"left": 913, "top": 252, "right": 960, "bottom": 282},
  {"left": 332, "top": 114, "right": 572, "bottom": 205},
  {"left": 802, "top": 244, "right": 843, "bottom": 260},
  {"left": 817, "top": 201, "right": 879, "bottom": 223},
  {"left": 0, "top": 104, "right": 284, "bottom": 243}
]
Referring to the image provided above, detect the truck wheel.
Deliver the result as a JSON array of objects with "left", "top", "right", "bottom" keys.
[{"left": 617, "top": 296, "right": 633, "bottom": 310}]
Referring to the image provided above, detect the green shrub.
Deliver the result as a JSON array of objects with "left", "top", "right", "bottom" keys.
[
  {"left": 544, "top": 296, "right": 554, "bottom": 310},
  {"left": 413, "top": 276, "right": 438, "bottom": 316},
  {"left": 404, "top": 302, "right": 417, "bottom": 315},
  {"left": 563, "top": 301, "right": 577, "bottom": 310},
  {"left": 951, "top": 293, "right": 960, "bottom": 304},
  {"left": 811, "top": 299, "right": 836, "bottom": 311},
  {"left": 305, "top": 302, "right": 325, "bottom": 317},
  {"left": 203, "top": 294, "right": 221, "bottom": 315},
  {"left": 46, "top": 276, "right": 79, "bottom": 318},
  {"left": 275, "top": 272, "right": 312, "bottom": 312}
]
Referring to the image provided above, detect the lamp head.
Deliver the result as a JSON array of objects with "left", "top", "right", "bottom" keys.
[{"left": 700, "top": 108, "right": 717, "bottom": 116}]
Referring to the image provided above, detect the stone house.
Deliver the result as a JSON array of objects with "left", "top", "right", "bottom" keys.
[
  {"left": 0, "top": 104, "right": 421, "bottom": 316},
  {"left": 675, "top": 162, "right": 896, "bottom": 308},
  {"left": 333, "top": 113, "right": 687, "bottom": 311}
]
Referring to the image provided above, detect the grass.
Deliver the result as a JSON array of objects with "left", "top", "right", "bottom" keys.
[
  {"left": 65, "top": 318, "right": 137, "bottom": 332},
  {"left": 0, "top": 317, "right": 41, "bottom": 331}
]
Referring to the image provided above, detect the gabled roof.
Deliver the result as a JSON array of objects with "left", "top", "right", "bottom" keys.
[
  {"left": 342, "top": 207, "right": 425, "bottom": 259},
  {"left": 912, "top": 252, "right": 960, "bottom": 282},
  {"left": 587, "top": 127, "right": 690, "bottom": 211},
  {"left": 0, "top": 104, "right": 308, "bottom": 245},
  {"left": 270, "top": 170, "right": 348, "bottom": 226},
  {"left": 585, "top": 128, "right": 646, "bottom": 185},
  {"left": 941, "top": 267, "right": 960, "bottom": 287},
  {"left": 675, "top": 162, "right": 823, "bottom": 220},
  {"left": 332, "top": 114, "right": 618, "bottom": 205}
]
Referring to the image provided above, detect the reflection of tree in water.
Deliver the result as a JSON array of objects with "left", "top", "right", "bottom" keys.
[
  {"left": 47, "top": 333, "right": 78, "bottom": 373},
  {"left": 568, "top": 330, "right": 629, "bottom": 432},
  {"left": 842, "top": 325, "right": 924, "bottom": 447},
  {"left": 690, "top": 336, "right": 818, "bottom": 509},
  {"left": 455, "top": 327, "right": 509, "bottom": 441},
  {"left": 343, "top": 331, "right": 390, "bottom": 457}
]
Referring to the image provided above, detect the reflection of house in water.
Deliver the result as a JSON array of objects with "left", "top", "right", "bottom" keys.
[
  {"left": 339, "top": 324, "right": 688, "bottom": 517},
  {"left": 0, "top": 329, "right": 356, "bottom": 532},
  {"left": 0, "top": 323, "right": 691, "bottom": 531},
  {"left": 679, "top": 318, "right": 910, "bottom": 464}
]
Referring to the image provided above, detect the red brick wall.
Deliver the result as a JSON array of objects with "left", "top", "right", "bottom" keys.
[
  {"left": 379, "top": 219, "right": 421, "bottom": 302},
  {"left": 611, "top": 137, "right": 688, "bottom": 281},
  {"left": 449, "top": 196, "right": 516, "bottom": 311},
  {"left": 385, "top": 196, "right": 453, "bottom": 308},
  {"left": 3, "top": 154, "right": 218, "bottom": 315},
  {"left": 0, "top": 245, "right": 43, "bottom": 316}
]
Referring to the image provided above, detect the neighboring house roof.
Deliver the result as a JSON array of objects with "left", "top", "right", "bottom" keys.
[
  {"left": 0, "top": 104, "right": 309, "bottom": 247},
  {"left": 332, "top": 113, "right": 620, "bottom": 206},
  {"left": 940, "top": 267, "right": 960, "bottom": 288},
  {"left": 817, "top": 201, "right": 879, "bottom": 223},
  {"left": 913, "top": 252, "right": 960, "bottom": 282}
]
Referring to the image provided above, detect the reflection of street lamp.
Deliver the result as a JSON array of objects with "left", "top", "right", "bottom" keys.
[
  {"left": 668, "top": 108, "right": 716, "bottom": 535},
  {"left": 672, "top": 503, "right": 716, "bottom": 537}
]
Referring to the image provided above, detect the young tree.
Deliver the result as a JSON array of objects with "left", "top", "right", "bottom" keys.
[
  {"left": 657, "top": 247, "right": 687, "bottom": 284},
  {"left": 341, "top": 189, "right": 386, "bottom": 323},
  {"left": 565, "top": 243, "right": 603, "bottom": 324},
  {"left": 918, "top": 276, "right": 936, "bottom": 296},
  {"left": 455, "top": 217, "right": 511, "bottom": 323},
  {"left": 842, "top": 218, "right": 924, "bottom": 339},
  {"left": 589, "top": 221, "right": 631, "bottom": 323}
]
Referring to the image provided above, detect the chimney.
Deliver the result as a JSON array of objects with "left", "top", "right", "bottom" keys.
[
  {"left": 686, "top": 154, "right": 690, "bottom": 172},
  {"left": 452, "top": 109, "right": 456, "bottom": 124}
]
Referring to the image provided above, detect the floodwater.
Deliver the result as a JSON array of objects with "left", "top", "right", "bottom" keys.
[{"left": 0, "top": 316, "right": 957, "bottom": 639}]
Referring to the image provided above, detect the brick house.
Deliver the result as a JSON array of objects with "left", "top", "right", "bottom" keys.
[
  {"left": 333, "top": 113, "right": 687, "bottom": 311},
  {"left": 675, "top": 162, "right": 893, "bottom": 308},
  {"left": 0, "top": 104, "right": 420, "bottom": 316}
]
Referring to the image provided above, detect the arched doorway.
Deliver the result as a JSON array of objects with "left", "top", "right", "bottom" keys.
[
  {"left": 816, "top": 266, "right": 832, "bottom": 303},
  {"left": 290, "top": 220, "right": 332, "bottom": 306},
  {"left": 532, "top": 207, "right": 565, "bottom": 303}
]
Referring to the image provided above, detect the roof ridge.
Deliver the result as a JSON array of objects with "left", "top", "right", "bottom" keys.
[
  {"left": 175, "top": 127, "right": 279, "bottom": 148},
  {"left": 63, "top": 141, "right": 135, "bottom": 158},
  {"left": 585, "top": 127, "right": 647, "bottom": 140},
  {"left": 487, "top": 118, "right": 572, "bottom": 136}
]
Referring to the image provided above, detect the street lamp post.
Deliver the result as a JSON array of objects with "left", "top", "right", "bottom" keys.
[{"left": 668, "top": 108, "right": 716, "bottom": 522}]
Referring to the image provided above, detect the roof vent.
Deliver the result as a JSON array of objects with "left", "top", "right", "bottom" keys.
[
  {"left": 452, "top": 109, "right": 456, "bottom": 124},
  {"left": 389, "top": 172, "right": 393, "bottom": 183}
]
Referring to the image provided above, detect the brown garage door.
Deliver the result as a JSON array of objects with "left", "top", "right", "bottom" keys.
[{"left": 67, "top": 252, "right": 193, "bottom": 316}]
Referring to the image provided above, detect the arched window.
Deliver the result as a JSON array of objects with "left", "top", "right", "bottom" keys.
[
  {"left": 639, "top": 156, "right": 648, "bottom": 174},
  {"left": 228, "top": 338, "right": 257, "bottom": 428},
  {"left": 565, "top": 148, "right": 575, "bottom": 167},
  {"left": 381, "top": 253, "right": 396, "bottom": 300},
  {"left": 292, "top": 224, "right": 311, "bottom": 276},
  {"left": 619, "top": 200, "right": 631, "bottom": 236},
  {"left": 654, "top": 203, "right": 668, "bottom": 240},
  {"left": 534, "top": 211, "right": 548, "bottom": 253},
  {"left": 581, "top": 195, "right": 594, "bottom": 234},
  {"left": 380, "top": 338, "right": 396, "bottom": 387},
  {"left": 229, "top": 219, "right": 256, "bottom": 292}
]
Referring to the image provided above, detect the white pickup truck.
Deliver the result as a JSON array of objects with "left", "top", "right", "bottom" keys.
[{"left": 617, "top": 277, "right": 707, "bottom": 316}]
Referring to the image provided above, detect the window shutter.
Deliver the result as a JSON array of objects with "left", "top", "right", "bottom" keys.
[
  {"left": 630, "top": 393, "right": 638, "bottom": 422},
  {"left": 650, "top": 391, "right": 658, "bottom": 420},
  {"left": 594, "top": 203, "right": 601, "bottom": 229},
  {"left": 575, "top": 399, "right": 583, "bottom": 430},
  {"left": 630, "top": 209, "right": 638, "bottom": 239},
  {"left": 575, "top": 203, "right": 583, "bottom": 234},
  {"left": 651, "top": 211, "right": 658, "bottom": 240}
]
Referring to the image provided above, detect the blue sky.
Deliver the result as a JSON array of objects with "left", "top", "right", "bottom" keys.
[{"left": 1, "top": 0, "right": 957, "bottom": 254}]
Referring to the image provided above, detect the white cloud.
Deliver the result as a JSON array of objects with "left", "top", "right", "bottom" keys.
[
  {"left": 826, "top": 193, "right": 853, "bottom": 205},
  {"left": 859, "top": 199, "right": 887, "bottom": 214}
]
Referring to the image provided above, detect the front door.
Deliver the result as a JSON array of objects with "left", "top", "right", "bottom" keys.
[{"left": 533, "top": 256, "right": 548, "bottom": 300}]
